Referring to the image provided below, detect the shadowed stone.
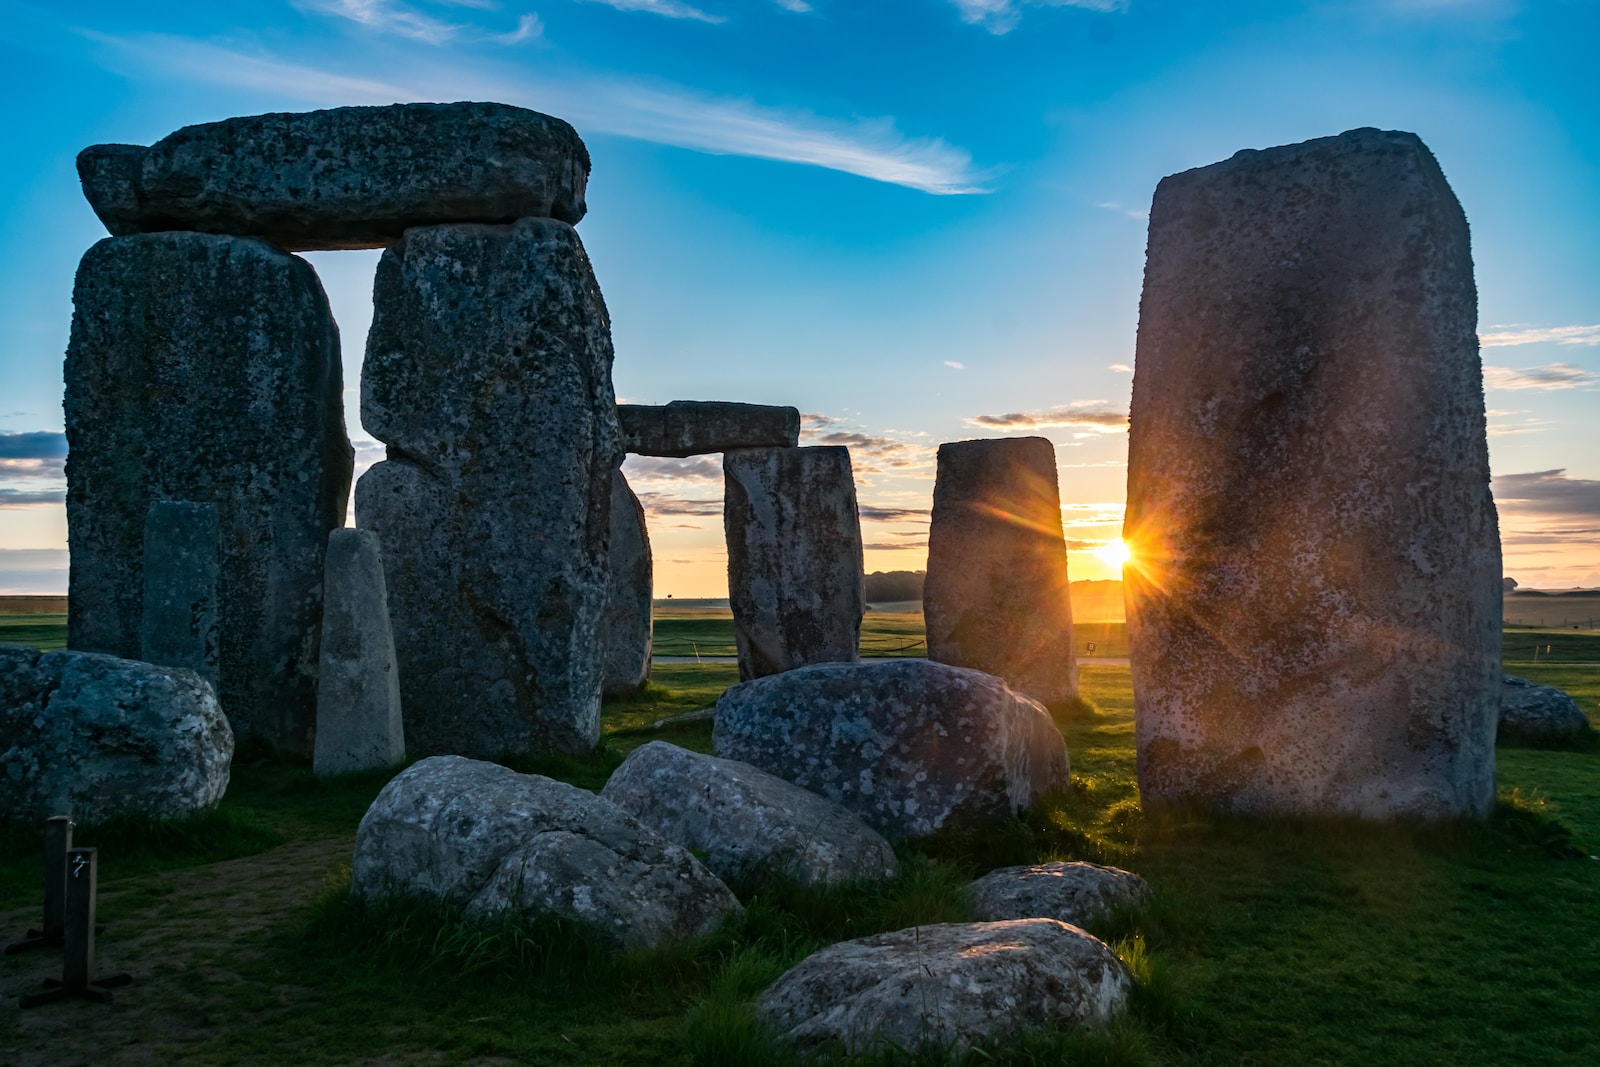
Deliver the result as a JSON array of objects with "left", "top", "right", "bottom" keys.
[
  {"left": 967, "top": 861, "right": 1152, "bottom": 928},
  {"left": 924, "top": 436, "right": 1078, "bottom": 705},
  {"left": 314, "top": 529, "right": 405, "bottom": 777},
  {"left": 77, "top": 102, "right": 589, "bottom": 251},
  {"left": 139, "top": 501, "right": 220, "bottom": 698},
  {"left": 619, "top": 401, "right": 800, "bottom": 457},
  {"left": 356, "top": 217, "right": 621, "bottom": 758},
  {"left": 1499, "top": 675, "right": 1592, "bottom": 743},
  {"left": 1125, "top": 128, "right": 1500, "bottom": 819},
  {"left": 723, "top": 445, "right": 864, "bottom": 681},
  {"left": 602, "top": 470, "right": 652, "bottom": 698},
  {"left": 66, "top": 233, "right": 352, "bottom": 753}
]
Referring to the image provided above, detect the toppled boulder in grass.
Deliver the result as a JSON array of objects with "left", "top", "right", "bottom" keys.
[
  {"left": 967, "top": 861, "right": 1152, "bottom": 928},
  {"left": 758, "top": 919, "right": 1132, "bottom": 1056},
  {"left": 0, "top": 645, "right": 233, "bottom": 824},
  {"left": 1499, "top": 675, "right": 1592, "bottom": 743},
  {"left": 713, "top": 660, "right": 1069, "bottom": 840},
  {"left": 351, "top": 755, "right": 741, "bottom": 950},
  {"left": 600, "top": 741, "right": 899, "bottom": 887}
]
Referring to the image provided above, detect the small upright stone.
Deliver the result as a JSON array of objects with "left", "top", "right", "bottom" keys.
[
  {"left": 723, "top": 446, "right": 864, "bottom": 680},
  {"left": 924, "top": 437, "right": 1077, "bottom": 705},
  {"left": 619, "top": 401, "right": 800, "bottom": 457},
  {"left": 314, "top": 529, "right": 405, "bottom": 776},
  {"left": 139, "top": 501, "right": 220, "bottom": 697},
  {"left": 602, "top": 470, "right": 652, "bottom": 698},
  {"left": 1125, "top": 128, "right": 1500, "bottom": 819}
]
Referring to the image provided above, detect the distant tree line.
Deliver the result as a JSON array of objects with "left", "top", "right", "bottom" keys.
[{"left": 865, "top": 570, "right": 925, "bottom": 602}]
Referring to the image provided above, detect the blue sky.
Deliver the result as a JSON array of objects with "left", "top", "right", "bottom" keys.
[{"left": 1, "top": 0, "right": 1596, "bottom": 595}]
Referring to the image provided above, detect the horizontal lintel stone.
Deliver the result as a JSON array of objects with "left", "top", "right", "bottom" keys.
[{"left": 619, "top": 401, "right": 800, "bottom": 458}]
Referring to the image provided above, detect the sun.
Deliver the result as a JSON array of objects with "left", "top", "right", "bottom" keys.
[{"left": 1094, "top": 538, "right": 1133, "bottom": 569}]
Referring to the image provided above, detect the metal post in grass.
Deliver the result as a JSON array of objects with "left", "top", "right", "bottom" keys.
[
  {"left": 18, "top": 848, "right": 133, "bottom": 1008},
  {"left": 4, "top": 815, "right": 73, "bottom": 955}
]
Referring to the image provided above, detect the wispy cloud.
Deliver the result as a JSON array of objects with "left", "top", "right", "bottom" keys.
[
  {"left": 1493, "top": 469, "right": 1600, "bottom": 553},
  {"left": 577, "top": 0, "right": 724, "bottom": 23},
  {"left": 944, "top": 360, "right": 966, "bottom": 370},
  {"left": 1479, "top": 324, "right": 1600, "bottom": 348},
  {"left": 1095, "top": 200, "right": 1147, "bottom": 221},
  {"left": 859, "top": 505, "right": 930, "bottom": 523},
  {"left": 949, "top": 0, "right": 1127, "bottom": 36},
  {"left": 1483, "top": 362, "right": 1598, "bottom": 391},
  {"left": 297, "top": 0, "right": 541, "bottom": 45},
  {"left": 0, "top": 432, "right": 66, "bottom": 460},
  {"left": 0, "top": 488, "right": 63, "bottom": 507},
  {"left": 966, "top": 406, "right": 1127, "bottom": 431},
  {"left": 634, "top": 491, "right": 724, "bottom": 517},
  {"left": 623, "top": 455, "right": 724, "bottom": 483},
  {"left": 1107, "top": 363, "right": 1132, "bottom": 373}
]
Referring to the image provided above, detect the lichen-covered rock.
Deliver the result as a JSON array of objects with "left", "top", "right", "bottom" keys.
[
  {"left": 1125, "top": 128, "right": 1500, "bottom": 819},
  {"left": 0, "top": 645, "right": 233, "bottom": 824},
  {"left": 601, "top": 741, "right": 899, "bottom": 886},
  {"left": 1499, "top": 675, "right": 1592, "bottom": 742},
  {"left": 723, "top": 446, "right": 864, "bottom": 681},
  {"left": 356, "top": 218, "right": 621, "bottom": 757},
  {"left": 758, "top": 919, "right": 1131, "bottom": 1056},
  {"left": 78, "top": 102, "right": 589, "bottom": 251},
  {"left": 967, "top": 861, "right": 1151, "bottom": 928},
  {"left": 713, "top": 660, "right": 1069, "bottom": 840},
  {"left": 351, "top": 755, "right": 740, "bottom": 950},
  {"left": 601, "top": 470, "right": 652, "bottom": 698},
  {"left": 139, "top": 501, "right": 221, "bottom": 698},
  {"left": 66, "top": 232, "right": 352, "bottom": 752},
  {"left": 314, "top": 530, "right": 405, "bottom": 776},
  {"left": 619, "top": 401, "right": 800, "bottom": 457},
  {"left": 925, "top": 436, "right": 1078, "bottom": 705}
]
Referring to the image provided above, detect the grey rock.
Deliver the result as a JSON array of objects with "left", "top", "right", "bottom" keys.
[
  {"left": 758, "top": 919, "right": 1131, "bottom": 1056},
  {"left": 356, "top": 218, "right": 621, "bottom": 758},
  {"left": 313, "top": 530, "right": 404, "bottom": 776},
  {"left": 1125, "top": 128, "right": 1500, "bottom": 819},
  {"left": 619, "top": 401, "right": 800, "bottom": 457},
  {"left": 78, "top": 102, "right": 589, "bottom": 251},
  {"left": 601, "top": 741, "right": 899, "bottom": 886},
  {"left": 1499, "top": 675, "right": 1592, "bottom": 742},
  {"left": 713, "top": 659, "right": 1069, "bottom": 840},
  {"left": 601, "top": 470, "right": 652, "bottom": 698},
  {"left": 924, "top": 437, "right": 1078, "bottom": 705},
  {"left": 0, "top": 645, "right": 233, "bottom": 824},
  {"left": 139, "top": 501, "right": 220, "bottom": 698},
  {"left": 351, "top": 755, "right": 741, "bottom": 949},
  {"left": 66, "top": 232, "right": 353, "bottom": 753},
  {"left": 967, "top": 861, "right": 1152, "bottom": 928},
  {"left": 723, "top": 446, "right": 864, "bottom": 681}
]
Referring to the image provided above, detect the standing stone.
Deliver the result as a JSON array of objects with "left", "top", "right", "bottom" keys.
[
  {"left": 602, "top": 470, "right": 652, "bottom": 698},
  {"left": 723, "top": 446, "right": 864, "bottom": 681},
  {"left": 66, "top": 233, "right": 352, "bottom": 752},
  {"left": 924, "top": 437, "right": 1077, "bottom": 705},
  {"left": 1125, "top": 128, "right": 1501, "bottom": 819},
  {"left": 314, "top": 529, "right": 405, "bottom": 776},
  {"left": 618, "top": 401, "right": 800, "bottom": 457},
  {"left": 356, "top": 217, "right": 621, "bottom": 758},
  {"left": 139, "top": 501, "right": 221, "bottom": 698}
]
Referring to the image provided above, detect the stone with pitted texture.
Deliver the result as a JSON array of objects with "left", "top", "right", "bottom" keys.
[
  {"left": 723, "top": 445, "right": 864, "bottom": 681},
  {"left": 77, "top": 102, "right": 589, "bottom": 251},
  {"left": 758, "top": 919, "right": 1131, "bottom": 1056},
  {"left": 139, "top": 501, "right": 221, "bottom": 699},
  {"left": 601, "top": 741, "right": 899, "bottom": 886},
  {"left": 66, "top": 232, "right": 352, "bottom": 753},
  {"left": 1125, "top": 128, "right": 1500, "bottom": 819},
  {"left": 351, "top": 755, "right": 741, "bottom": 949},
  {"left": 1499, "top": 675, "right": 1592, "bottom": 743},
  {"left": 356, "top": 217, "right": 621, "bottom": 758},
  {"left": 313, "top": 529, "right": 405, "bottom": 776},
  {"left": 619, "top": 401, "right": 800, "bottom": 457},
  {"left": 925, "top": 436, "right": 1078, "bottom": 705},
  {"left": 601, "top": 470, "right": 652, "bottom": 698},
  {"left": 713, "top": 659, "right": 1069, "bottom": 840},
  {"left": 967, "top": 861, "right": 1151, "bottom": 928},
  {"left": 0, "top": 645, "right": 234, "bottom": 824}
]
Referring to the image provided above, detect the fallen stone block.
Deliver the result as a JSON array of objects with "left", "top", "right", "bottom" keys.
[{"left": 967, "top": 861, "right": 1151, "bottom": 928}]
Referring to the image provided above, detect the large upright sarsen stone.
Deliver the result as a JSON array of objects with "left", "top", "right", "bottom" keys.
[
  {"left": 357, "top": 217, "right": 621, "bottom": 757},
  {"left": 1125, "top": 128, "right": 1501, "bottom": 819},
  {"left": 66, "top": 233, "right": 352, "bottom": 752},
  {"left": 924, "top": 437, "right": 1077, "bottom": 705},
  {"left": 723, "top": 446, "right": 864, "bottom": 681},
  {"left": 602, "top": 470, "right": 652, "bottom": 698},
  {"left": 139, "top": 500, "right": 221, "bottom": 698}
]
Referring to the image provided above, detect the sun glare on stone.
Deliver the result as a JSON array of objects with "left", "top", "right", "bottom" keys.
[{"left": 1095, "top": 538, "right": 1132, "bottom": 568}]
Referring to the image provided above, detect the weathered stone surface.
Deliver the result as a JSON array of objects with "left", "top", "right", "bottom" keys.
[
  {"left": 0, "top": 645, "right": 233, "bottom": 824},
  {"left": 1499, "top": 675, "right": 1592, "bottom": 742},
  {"left": 351, "top": 755, "right": 741, "bottom": 949},
  {"left": 601, "top": 741, "right": 899, "bottom": 886},
  {"left": 356, "top": 218, "right": 621, "bottom": 758},
  {"left": 1125, "top": 128, "right": 1500, "bottom": 820},
  {"left": 78, "top": 102, "right": 589, "bottom": 251},
  {"left": 139, "top": 501, "right": 220, "bottom": 698},
  {"left": 713, "top": 660, "right": 1069, "bottom": 840},
  {"left": 66, "top": 232, "right": 353, "bottom": 753},
  {"left": 601, "top": 470, "right": 652, "bottom": 698},
  {"left": 967, "top": 861, "right": 1151, "bottom": 928},
  {"left": 619, "top": 401, "right": 800, "bottom": 457},
  {"left": 314, "top": 530, "right": 404, "bottom": 776},
  {"left": 925, "top": 437, "right": 1077, "bottom": 705},
  {"left": 724, "top": 446, "right": 864, "bottom": 681},
  {"left": 758, "top": 919, "right": 1131, "bottom": 1056}
]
